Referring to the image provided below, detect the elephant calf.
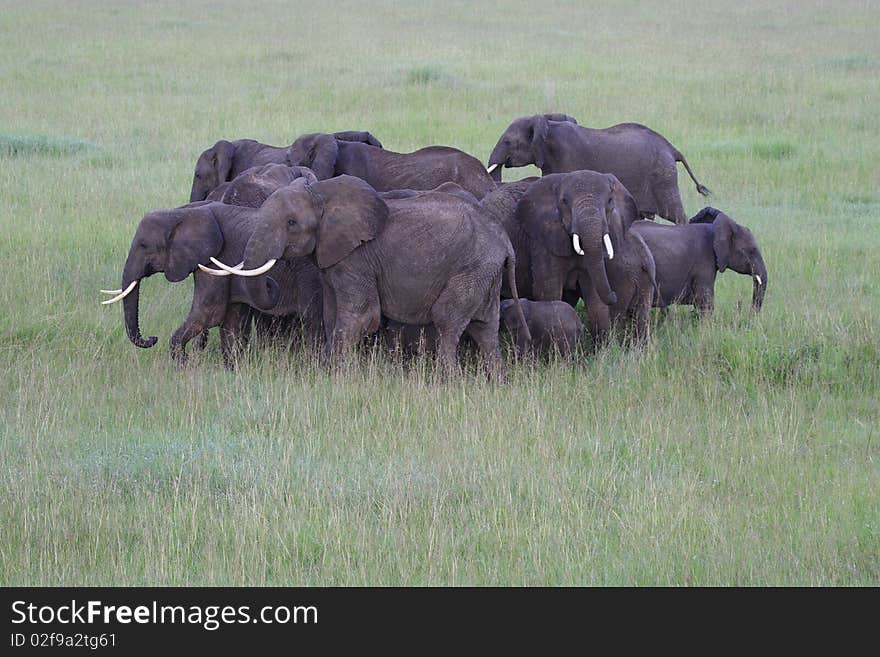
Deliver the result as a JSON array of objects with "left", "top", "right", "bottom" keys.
[
  {"left": 631, "top": 207, "right": 767, "bottom": 315},
  {"left": 500, "top": 299, "right": 583, "bottom": 357}
]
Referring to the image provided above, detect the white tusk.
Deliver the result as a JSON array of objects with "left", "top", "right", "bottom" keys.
[
  {"left": 211, "top": 256, "right": 277, "bottom": 277},
  {"left": 603, "top": 233, "right": 614, "bottom": 260},
  {"left": 100, "top": 288, "right": 122, "bottom": 295},
  {"left": 486, "top": 163, "right": 499, "bottom": 174},
  {"left": 100, "top": 280, "right": 137, "bottom": 305},
  {"left": 755, "top": 275, "right": 763, "bottom": 286},
  {"left": 197, "top": 262, "right": 242, "bottom": 277},
  {"left": 572, "top": 233, "right": 585, "bottom": 256}
]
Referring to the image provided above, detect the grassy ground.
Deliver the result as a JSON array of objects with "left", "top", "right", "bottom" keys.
[{"left": 1, "top": 0, "right": 878, "bottom": 585}]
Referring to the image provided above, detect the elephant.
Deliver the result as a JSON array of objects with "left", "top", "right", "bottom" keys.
[
  {"left": 286, "top": 132, "right": 496, "bottom": 199},
  {"left": 189, "top": 130, "right": 382, "bottom": 202},
  {"left": 500, "top": 298, "right": 584, "bottom": 357},
  {"left": 101, "top": 167, "right": 323, "bottom": 368},
  {"left": 209, "top": 175, "right": 531, "bottom": 377},
  {"left": 486, "top": 113, "right": 710, "bottom": 224},
  {"left": 631, "top": 206, "right": 767, "bottom": 315},
  {"left": 485, "top": 170, "right": 657, "bottom": 346}
]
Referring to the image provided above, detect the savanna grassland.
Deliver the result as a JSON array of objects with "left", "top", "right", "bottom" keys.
[{"left": 0, "top": 1, "right": 878, "bottom": 585}]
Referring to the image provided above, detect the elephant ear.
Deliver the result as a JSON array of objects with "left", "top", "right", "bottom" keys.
[
  {"left": 543, "top": 113, "right": 577, "bottom": 124},
  {"left": 712, "top": 213, "right": 735, "bottom": 272},
  {"left": 307, "top": 134, "right": 339, "bottom": 180},
  {"left": 315, "top": 175, "right": 388, "bottom": 269},
  {"left": 333, "top": 130, "right": 383, "bottom": 149},
  {"left": 530, "top": 115, "right": 550, "bottom": 170},
  {"left": 689, "top": 206, "right": 721, "bottom": 224},
  {"left": 607, "top": 173, "right": 640, "bottom": 239},
  {"left": 516, "top": 177, "right": 571, "bottom": 257},
  {"left": 211, "top": 139, "right": 236, "bottom": 183},
  {"left": 165, "top": 207, "right": 224, "bottom": 282}
]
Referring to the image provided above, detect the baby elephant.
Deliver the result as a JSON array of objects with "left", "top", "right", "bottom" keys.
[
  {"left": 631, "top": 207, "right": 767, "bottom": 315},
  {"left": 500, "top": 299, "right": 583, "bottom": 357}
]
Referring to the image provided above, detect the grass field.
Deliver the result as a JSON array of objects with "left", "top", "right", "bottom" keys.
[{"left": 1, "top": 0, "right": 878, "bottom": 585}]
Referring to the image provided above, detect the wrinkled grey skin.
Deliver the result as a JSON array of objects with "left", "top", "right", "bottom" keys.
[
  {"left": 287, "top": 133, "right": 496, "bottom": 199},
  {"left": 500, "top": 298, "right": 583, "bottom": 357},
  {"left": 483, "top": 170, "right": 657, "bottom": 346},
  {"left": 237, "top": 176, "right": 530, "bottom": 377},
  {"left": 189, "top": 131, "right": 382, "bottom": 202},
  {"left": 631, "top": 207, "right": 767, "bottom": 315},
  {"left": 115, "top": 170, "right": 323, "bottom": 368},
  {"left": 487, "top": 114, "right": 709, "bottom": 224}
]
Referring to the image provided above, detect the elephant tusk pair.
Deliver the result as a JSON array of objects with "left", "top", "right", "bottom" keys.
[
  {"left": 571, "top": 233, "right": 614, "bottom": 260},
  {"left": 486, "top": 163, "right": 500, "bottom": 174},
  {"left": 100, "top": 280, "right": 138, "bottom": 305},
  {"left": 201, "top": 257, "right": 277, "bottom": 277},
  {"left": 198, "top": 261, "right": 244, "bottom": 277}
]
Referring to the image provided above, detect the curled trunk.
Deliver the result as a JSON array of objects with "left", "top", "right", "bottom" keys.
[{"left": 487, "top": 144, "right": 505, "bottom": 182}]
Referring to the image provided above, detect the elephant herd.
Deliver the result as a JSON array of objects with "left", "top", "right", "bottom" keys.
[{"left": 101, "top": 114, "right": 768, "bottom": 377}]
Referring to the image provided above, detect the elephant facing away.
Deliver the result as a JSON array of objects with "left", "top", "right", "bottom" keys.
[
  {"left": 631, "top": 207, "right": 767, "bottom": 315},
  {"left": 101, "top": 166, "right": 323, "bottom": 368},
  {"left": 486, "top": 170, "right": 656, "bottom": 346},
  {"left": 213, "top": 176, "right": 531, "bottom": 377},
  {"left": 286, "top": 133, "right": 497, "bottom": 199},
  {"left": 487, "top": 114, "right": 710, "bottom": 224},
  {"left": 189, "top": 130, "right": 382, "bottom": 202}
]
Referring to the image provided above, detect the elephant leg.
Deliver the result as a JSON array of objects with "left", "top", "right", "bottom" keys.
[
  {"left": 654, "top": 176, "right": 688, "bottom": 225},
  {"left": 170, "top": 311, "right": 222, "bottom": 368},
  {"left": 694, "top": 285, "right": 714, "bottom": 318},
  {"left": 323, "top": 285, "right": 380, "bottom": 369},
  {"left": 465, "top": 318, "right": 505, "bottom": 382},
  {"left": 192, "top": 330, "right": 209, "bottom": 351},
  {"left": 220, "top": 304, "right": 253, "bottom": 370}
]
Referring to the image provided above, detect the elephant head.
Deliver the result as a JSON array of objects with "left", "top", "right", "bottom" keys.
[
  {"left": 190, "top": 140, "right": 236, "bottom": 202},
  {"left": 286, "top": 133, "right": 339, "bottom": 180},
  {"left": 101, "top": 205, "right": 223, "bottom": 348},
  {"left": 690, "top": 207, "right": 767, "bottom": 312},
  {"left": 487, "top": 113, "right": 578, "bottom": 181},
  {"left": 213, "top": 175, "right": 387, "bottom": 310},
  {"left": 518, "top": 171, "right": 622, "bottom": 305}
]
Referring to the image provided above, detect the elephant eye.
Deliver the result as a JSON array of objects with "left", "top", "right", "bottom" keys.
[{"left": 288, "top": 218, "right": 296, "bottom": 227}]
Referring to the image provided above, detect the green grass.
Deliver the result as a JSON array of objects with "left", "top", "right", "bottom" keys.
[{"left": 1, "top": 0, "right": 878, "bottom": 585}]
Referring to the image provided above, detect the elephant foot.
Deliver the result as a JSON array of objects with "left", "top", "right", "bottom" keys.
[{"left": 193, "top": 330, "right": 209, "bottom": 351}]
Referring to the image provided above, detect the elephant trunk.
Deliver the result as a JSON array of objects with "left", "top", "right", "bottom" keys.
[
  {"left": 121, "top": 258, "right": 157, "bottom": 348},
  {"left": 189, "top": 179, "right": 208, "bottom": 203},
  {"left": 574, "top": 207, "right": 617, "bottom": 306},
  {"left": 239, "top": 226, "right": 286, "bottom": 311},
  {"left": 487, "top": 143, "right": 506, "bottom": 182},
  {"left": 751, "top": 253, "right": 767, "bottom": 313}
]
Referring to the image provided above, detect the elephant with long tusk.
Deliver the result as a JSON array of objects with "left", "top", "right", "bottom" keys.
[{"left": 101, "top": 164, "right": 324, "bottom": 367}]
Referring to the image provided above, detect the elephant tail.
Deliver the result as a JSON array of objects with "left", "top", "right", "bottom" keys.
[
  {"left": 673, "top": 148, "right": 711, "bottom": 197},
  {"left": 504, "top": 246, "right": 532, "bottom": 344}
]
